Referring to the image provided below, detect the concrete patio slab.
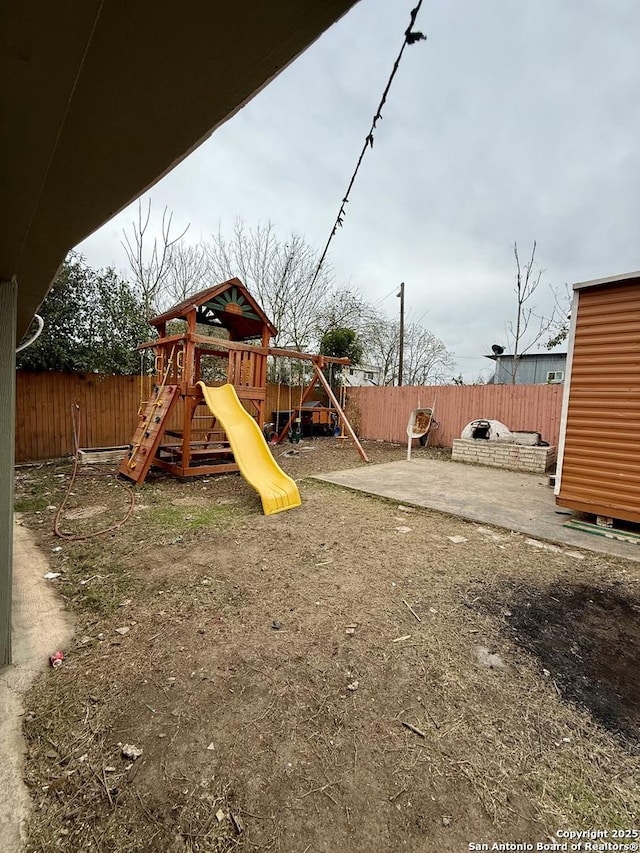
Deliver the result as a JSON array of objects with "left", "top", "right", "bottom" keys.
[
  {"left": 0, "top": 520, "right": 74, "bottom": 850},
  {"left": 314, "top": 458, "right": 640, "bottom": 562}
]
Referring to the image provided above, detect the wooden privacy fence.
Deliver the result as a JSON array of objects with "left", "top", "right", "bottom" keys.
[
  {"left": 347, "top": 384, "right": 564, "bottom": 448},
  {"left": 15, "top": 372, "right": 563, "bottom": 462},
  {"left": 16, "top": 372, "right": 142, "bottom": 462},
  {"left": 15, "top": 372, "right": 322, "bottom": 462}
]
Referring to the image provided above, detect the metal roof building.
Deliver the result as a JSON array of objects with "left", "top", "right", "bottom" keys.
[{"left": 485, "top": 352, "right": 567, "bottom": 385}]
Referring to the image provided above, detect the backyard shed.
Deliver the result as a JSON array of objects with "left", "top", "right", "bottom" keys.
[{"left": 555, "top": 271, "right": 640, "bottom": 522}]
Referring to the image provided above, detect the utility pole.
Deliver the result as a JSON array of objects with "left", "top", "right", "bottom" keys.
[{"left": 397, "top": 281, "right": 405, "bottom": 386}]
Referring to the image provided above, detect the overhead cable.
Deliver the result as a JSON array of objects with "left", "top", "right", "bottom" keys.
[{"left": 311, "top": 1, "right": 427, "bottom": 286}]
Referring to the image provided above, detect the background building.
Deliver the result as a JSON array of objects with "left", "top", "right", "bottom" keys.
[{"left": 486, "top": 352, "right": 567, "bottom": 385}]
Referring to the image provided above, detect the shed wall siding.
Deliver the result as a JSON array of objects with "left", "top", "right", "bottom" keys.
[{"left": 557, "top": 281, "right": 640, "bottom": 522}]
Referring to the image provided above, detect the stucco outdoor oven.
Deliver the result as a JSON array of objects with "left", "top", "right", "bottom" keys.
[{"left": 453, "top": 419, "right": 556, "bottom": 474}]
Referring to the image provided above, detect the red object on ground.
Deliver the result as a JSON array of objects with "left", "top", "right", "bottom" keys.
[{"left": 50, "top": 651, "right": 64, "bottom": 668}]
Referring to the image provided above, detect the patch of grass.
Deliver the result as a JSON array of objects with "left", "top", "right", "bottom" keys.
[
  {"left": 72, "top": 564, "right": 136, "bottom": 614},
  {"left": 531, "top": 753, "right": 640, "bottom": 827},
  {"left": 14, "top": 495, "right": 51, "bottom": 513},
  {"left": 148, "top": 503, "right": 238, "bottom": 533},
  {"left": 14, "top": 471, "right": 58, "bottom": 513},
  {"left": 58, "top": 550, "right": 138, "bottom": 616}
]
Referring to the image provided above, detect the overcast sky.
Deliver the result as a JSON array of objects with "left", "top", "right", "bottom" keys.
[{"left": 77, "top": 0, "right": 640, "bottom": 382}]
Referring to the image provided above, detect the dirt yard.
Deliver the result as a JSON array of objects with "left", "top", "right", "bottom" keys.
[{"left": 14, "top": 439, "right": 640, "bottom": 852}]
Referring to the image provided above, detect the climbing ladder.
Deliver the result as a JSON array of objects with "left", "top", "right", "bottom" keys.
[{"left": 118, "top": 385, "right": 179, "bottom": 484}]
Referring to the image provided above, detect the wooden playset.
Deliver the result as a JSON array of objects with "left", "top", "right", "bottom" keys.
[{"left": 118, "top": 278, "right": 367, "bottom": 496}]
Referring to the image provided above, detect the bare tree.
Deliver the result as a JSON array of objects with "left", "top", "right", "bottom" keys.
[
  {"left": 205, "top": 218, "right": 336, "bottom": 351},
  {"left": 403, "top": 322, "right": 456, "bottom": 385},
  {"left": 315, "top": 288, "right": 381, "bottom": 349},
  {"left": 451, "top": 371, "right": 488, "bottom": 386},
  {"left": 122, "top": 199, "right": 189, "bottom": 320},
  {"left": 545, "top": 282, "right": 572, "bottom": 349},
  {"left": 165, "top": 240, "right": 210, "bottom": 305},
  {"left": 121, "top": 207, "right": 457, "bottom": 390},
  {"left": 364, "top": 317, "right": 399, "bottom": 385},
  {"left": 358, "top": 314, "right": 454, "bottom": 386},
  {"left": 505, "top": 241, "right": 558, "bottom": 383}
]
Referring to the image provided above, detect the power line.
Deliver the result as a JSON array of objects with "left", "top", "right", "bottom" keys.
[
  {"left": 370, "top": 286, "right": 400, "bottom": 310},
  {"left": 452, "top": 355, "right": 496, "bottom": 360},
  {"left": 311, "top": 1, "right": 427, "bottom": 286}
]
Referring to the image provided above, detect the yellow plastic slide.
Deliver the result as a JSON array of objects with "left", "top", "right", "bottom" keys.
[{"left": 197, "top": 382, "right": 301, "bottom": 516}]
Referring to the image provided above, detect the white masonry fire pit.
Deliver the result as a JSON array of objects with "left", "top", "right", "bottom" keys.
[{"left": 452, "top": 419, "right": 556, "bottom": 474}]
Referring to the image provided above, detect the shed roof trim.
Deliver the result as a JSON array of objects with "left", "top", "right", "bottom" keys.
[
  {"left": 573, "top": 271, "right": 640, "bottom": 291},
  {"left": 485, "top": 352, "right": 567, "bottom": 361}
]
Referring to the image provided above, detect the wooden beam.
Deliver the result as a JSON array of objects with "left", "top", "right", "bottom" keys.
[
  {"left": 137, "top": 332, "right": 185, "bottom": 351},
  {"left": 313, "top": 366, "right": 369, "bottom": 463},
  {"left": 268, "top": 345, "right": 349, "bottom": 365},
  {"left": 153, "top": 458, "right": 239, "bottom": 477},
  {"left": 141, "top": 331, "right": 350, "bottom": 366}
]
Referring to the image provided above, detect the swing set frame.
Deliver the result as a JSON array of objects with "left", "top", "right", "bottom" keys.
[{"left": 271, "top": 360, "right": 368, "bottom": 461}]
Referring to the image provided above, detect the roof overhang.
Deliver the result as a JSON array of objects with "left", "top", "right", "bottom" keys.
[
  {"left": 485, "top": 353, "right": 568, "bottom": 361},
  {"left": 1, "top": 0, "right": 359, "bottom": 337}
]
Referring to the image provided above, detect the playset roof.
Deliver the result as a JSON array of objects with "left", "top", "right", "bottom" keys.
[{"left": 151, "top": 278, "right": 277, "bottom": 340}]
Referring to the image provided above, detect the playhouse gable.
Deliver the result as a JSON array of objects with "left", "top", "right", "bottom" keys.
[{"left": 151, "top": 278, "right": 277, "bottom": 341}]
